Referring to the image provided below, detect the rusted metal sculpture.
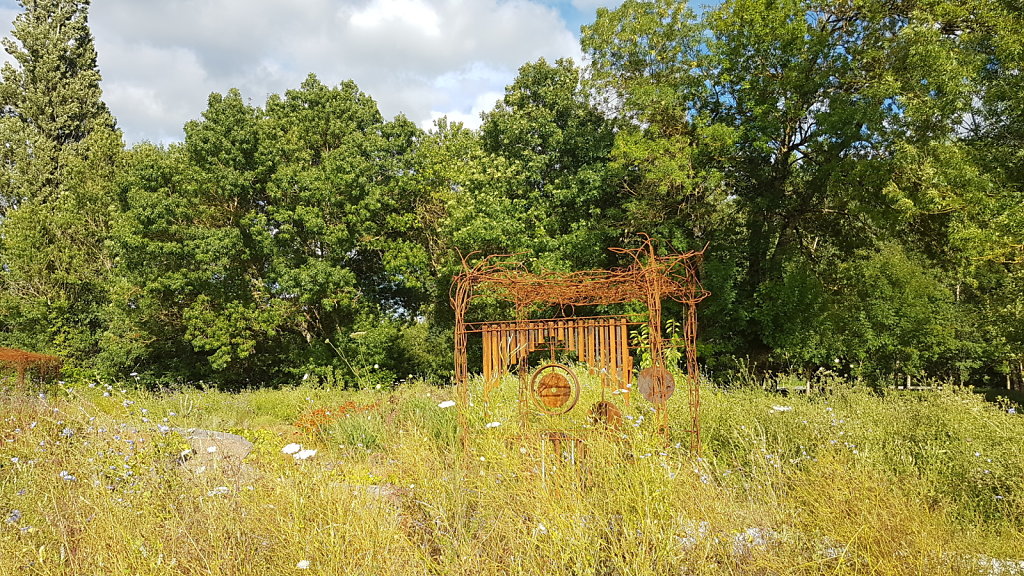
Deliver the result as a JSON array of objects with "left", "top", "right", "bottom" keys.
[
  {"left": 480, "top": 317, "right": 633, "bottom": 400},
  {"left": 451, "top": 236, "right": 709, "bottom": 453},
  {"left": 0, "top": 347, "right": 62, "bottom": 389}
]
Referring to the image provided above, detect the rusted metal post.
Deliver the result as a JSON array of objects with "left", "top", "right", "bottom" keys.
[
  {"left": 685, "top": 302, "right": 701, "bottom": 454},
  {"left": 516, "top": 302, "right": 530, "bottom": 432},
  {"left": 451, "top": 279, "right": 471, "bottom": 453}
]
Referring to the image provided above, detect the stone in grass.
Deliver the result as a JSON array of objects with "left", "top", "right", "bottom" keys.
[
  {"left": 974, "top": 555, "right": 1024, "bottom": 576},
  {"left": 175, "top": 428, "right": 257, "bottom": 482}
]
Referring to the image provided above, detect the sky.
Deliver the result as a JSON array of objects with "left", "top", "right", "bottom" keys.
[{"left": 0, "top": 0, "right": 626, "bottom": 145}]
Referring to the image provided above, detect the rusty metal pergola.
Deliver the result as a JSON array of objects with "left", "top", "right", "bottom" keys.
[
  {"left": 0, "top": 347, "right": 61, "bottom": 389},
  {"left": 450, "top": 236, "right": 709, "bottom": 453}
]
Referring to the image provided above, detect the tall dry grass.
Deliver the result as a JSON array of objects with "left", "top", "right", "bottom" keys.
[{"left": 1, "top": 373, "right": 1022, "bottom": 574}]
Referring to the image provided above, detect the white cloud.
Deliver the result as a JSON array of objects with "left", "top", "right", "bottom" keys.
[
  {"left": 0, "top": 0, "right": 585, "bottom": 144},
  {"left": 351, "top": 0, "right": 442, "bottom": 37},
  {"left": 425, "top": 89, "right": 504, "bottom": 131},
  {"left": 95, "top": 42, "right": 213, "bottom": 143}
]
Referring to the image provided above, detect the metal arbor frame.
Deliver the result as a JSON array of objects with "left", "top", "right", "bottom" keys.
[
  {"left": 0, "top": 348, "right": 61, "bottom": 389},
  {"left": 450, "top": 237, "right": 710, "bottom": 452}
]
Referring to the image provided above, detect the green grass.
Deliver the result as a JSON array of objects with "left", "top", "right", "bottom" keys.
[{"left": 1, "top": 373, "right": 1023, "bottom": 575}]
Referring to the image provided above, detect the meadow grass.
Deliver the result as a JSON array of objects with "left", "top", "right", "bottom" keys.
[{"left": 1, "top": 373, "right": 1022, "bottom": 575}]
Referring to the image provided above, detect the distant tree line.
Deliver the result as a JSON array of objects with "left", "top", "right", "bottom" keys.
[{"left": 0, "top": 0, "right": 1021, "bottom": 388}]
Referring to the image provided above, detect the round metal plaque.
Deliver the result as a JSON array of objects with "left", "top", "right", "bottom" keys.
[
  {"left": 530, "top": 363, "right": 580, "bottom": 415},
  {"left": 637, "top": 366, "right": 675, "bottom": 404}
]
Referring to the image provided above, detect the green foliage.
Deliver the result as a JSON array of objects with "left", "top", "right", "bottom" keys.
[
  {"left": 580, "top": 0, "right": 1024, "bottom": 380},
  {"left": 104, "top": 77, "right": 440, "bottom": 387},
  {"left": 0, "top": 0, "right": 113, "bottom": 150},
  {"left": 0, "top": 0, "right": 1022, "bottom": 386},
  {"left": 583, "top": 1, "right": 728, "bottom": 244},
  {"left": 0, "top": 0, "right": 121, "bottom": 363},
  {"left": 480, "top": 58, "right": 620, "bottom": 270},
  {"left": 831, "top": 244, "right": 961, "bottom": 376}
]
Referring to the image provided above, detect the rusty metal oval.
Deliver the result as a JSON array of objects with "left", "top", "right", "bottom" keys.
[
  {"left": 530, "top": 363, "right": 580, "bottom": 415},
  {"left": 637, "top": 366, "right": 675, "bottom": 404}
]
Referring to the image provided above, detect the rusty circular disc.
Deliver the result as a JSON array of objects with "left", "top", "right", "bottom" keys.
[
  {"left": 637, "top": 367, "right": 675, "bottom": 404},
  {"left": 530, "top": 363, "right": 580, "bottom": 415}
]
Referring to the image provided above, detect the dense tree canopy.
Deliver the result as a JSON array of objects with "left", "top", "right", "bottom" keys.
[
  {"left": 0, "top": 0, "right": 1021, "bottom": 388},
  {"left": 0, "top": 0, "right": 121, "bottom": 362}
]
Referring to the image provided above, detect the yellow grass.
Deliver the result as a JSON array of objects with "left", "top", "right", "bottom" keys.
[{"left": 1, "top": 374, "right": 1022, "bottom": 574}]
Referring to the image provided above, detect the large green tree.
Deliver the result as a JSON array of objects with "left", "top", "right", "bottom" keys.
[
  {"left": 582, "top": 1, "right": 746, "bottom": 354},
  {"left": 0, "top": 0, "right": 122, "bottom": 361},
  {"left": 0, "top": 0, "right": 115, "bottom": 205},
  {"left": 583, "top": 0, "right": 1010, "bottom": 379},
  {"left": 954, "top": 0, "right": 1024, "bottom": 386},
  {"left": 109, "top": 77, "right": 439, "bottom": 386},
  {"left": 480, "top": 58, "right": 620, "bottom": 270}
]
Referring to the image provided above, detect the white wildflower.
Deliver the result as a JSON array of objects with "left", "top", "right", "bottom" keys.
[
  {"left": 294, "top": 449, "right": 317, "bottom": 461},
  {"left": 296, "top": 559, "right": 310, "bottom": 569},
  {"left": 485, "top": 421, "right": 501, "bottom": 428},
  {"left": 281, "top": 443, "right": 302, "bottom": 455},
  {"left": 437, "top": 400, "right": 456, "bottom": 409}
]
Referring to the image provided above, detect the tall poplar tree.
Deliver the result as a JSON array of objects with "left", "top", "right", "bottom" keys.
[
  {"left": 0, "top": 0, "right": 115, "bottom": 205},
  {"left": 0, "top": 0, "right": 122, "bottom": 360}
]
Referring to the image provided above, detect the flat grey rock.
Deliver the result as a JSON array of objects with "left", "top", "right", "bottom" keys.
[
  {"left": 175, "top": 428, "right": 253, "bottom": 460},
  {"left": 174, "top": 428, "right": 256, "bottom": 481}
]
